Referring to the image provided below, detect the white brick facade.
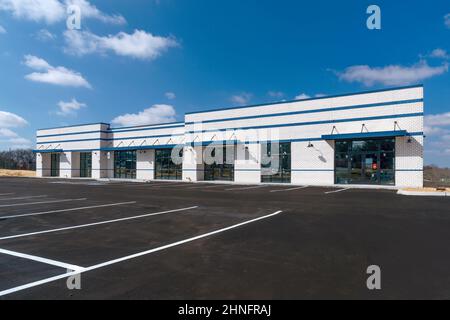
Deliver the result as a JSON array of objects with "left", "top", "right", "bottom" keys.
[{"left": 35, "top": 85, "right": 424, "bottom": 188}]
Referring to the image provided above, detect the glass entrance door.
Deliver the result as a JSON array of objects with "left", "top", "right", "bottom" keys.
[
  {"left": 363, "top": 153, "right": 379, "bottom": 184},
  {"left": 261, "top": 142, "right": 291, "bottom": 183},
  {"left": 50, "top": 153, "right": 60, "bottom": 177},
  {"left": 204, "top": 145, "right": 235, "bottom": 181},
  {"left": 155, "top": 148, "right": 183, "bottom": 180},
  {"left": 80, "top": 152, "right": 92, "bottom": 178},
  {"left": 349, "top": 153, "right": 379, "bottom": 184},
  {"left": 335, "top": 138, "right": 395, "bottom": 185},
  {"left": 114, "top": 150, "right": 137, "bottom": 179}
]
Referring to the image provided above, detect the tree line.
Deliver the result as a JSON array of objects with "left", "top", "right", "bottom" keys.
[{"left": 0, "top": 149, "right": 36, "bottom": 171}]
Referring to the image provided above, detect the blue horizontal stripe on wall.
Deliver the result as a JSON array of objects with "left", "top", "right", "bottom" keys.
[
  {"left": 109, "top": 121, "right": 185, "bottom": 131},
  {"left": 38, "top": 122, "right": 110, "bottom": 131},
  {"left": 38, "top": 168, "right": 423, "bottom": 173},
  {"left": 322, "top": 130, "right": 408, "bottom": 140},
  {"left": 37, "top": 168, "right": 155, "bottom": 171},
  {"left": 185, "top": 99, "right": 423, "bottom": 125},
  {"left": 109, "top": 124, "right": 185, "bottom": 134},
  {"left": 292, "top": 169, "right": 334, "bottom": 172},
  {"left": 37, "top": 125, "right": 185, "bottom": 139},
  {"left": 186, "top": 113, "right": 424, "bottom": 134},
  {"left": 34, "top": 132, "right": 424, "bottom": 154},
  {"left": 37, "top": 138, "right": 109, "bottom": 144},
  {"left": 38, "top": 121, "right": 185, "bottom": 132},
  {"left": 37, "top": 133, "right": 185, "bottom": 145},
  {"left": 101, "top": 145, "right": 178, "bottom": 152},
  {"left": 185, "top": 84, "right": 423, "bottom": 115},
  {"left": 37, "top": 130, "right": 109, "bottom": 138},
  {"left": 182, "top": 169, "right": 261, "bottom": 172}
]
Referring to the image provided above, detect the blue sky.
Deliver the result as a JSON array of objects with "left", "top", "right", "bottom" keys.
[{"left": 0, "top": 0, "right": 449, "bottom": 166}]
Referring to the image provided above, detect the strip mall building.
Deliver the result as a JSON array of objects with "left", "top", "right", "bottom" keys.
[{"left": 35, "top": 85, "right": 424, "bottom": 188}]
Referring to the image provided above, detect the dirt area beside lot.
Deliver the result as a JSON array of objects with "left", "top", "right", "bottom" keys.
[
  {"left": 0, "top": 169, "right": 35, "bottom": 177},
  {"left": 403, "top": 187, "right": 450, "bottom": 193}
]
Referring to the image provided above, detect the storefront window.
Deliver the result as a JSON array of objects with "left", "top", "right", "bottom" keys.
[
  {"left": 80, "top": 152, "right": 92, "bottom": 178},
  {"left": 50, "top": 153, "right": 60, "bottom": 177},
  {"left": 155, "top": 148, "right": 183, "bottom": 180},
  {"left": 114, "top": 150, "right": 137, "bottom": 179},
  {"left": 335, "top": 138, "right": 395, "bottom": 185},
  {"left": 261, "top": 142, "right": 291, "bottom": 183},
  {"left": 204, "top": 145, "right": 235, "bottom": 181}
]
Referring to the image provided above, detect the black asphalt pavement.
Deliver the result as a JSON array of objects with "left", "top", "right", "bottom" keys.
[{"left": 0, "top": 177, "right": 449, "bottom": 299}]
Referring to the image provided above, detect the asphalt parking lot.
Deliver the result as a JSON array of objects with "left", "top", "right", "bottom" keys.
[{"left": 0, "top": 177, "right": 449, "bottom": 299}]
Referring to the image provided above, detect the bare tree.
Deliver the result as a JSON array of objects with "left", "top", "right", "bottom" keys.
[{"left": 0, "top": 149, "right": 36, "bottom": 171}]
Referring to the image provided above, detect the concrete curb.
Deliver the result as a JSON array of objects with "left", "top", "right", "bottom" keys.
[{"left": 398, "top": 190, "right": 449, "bottom": 197}]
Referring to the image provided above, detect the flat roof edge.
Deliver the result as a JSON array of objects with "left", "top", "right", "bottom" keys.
[
  {"left": 38, "top": 122, "right": 110, "bottom": 132},
  {"left": 185, "top": 84, "right": 424, "bottom": 115}
]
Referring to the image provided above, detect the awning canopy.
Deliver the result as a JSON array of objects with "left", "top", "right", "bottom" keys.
[
  {"left": 100, "top": 145, "right": 178, "bottom": 152},
  {"left": 189, "top": 140, "right": 239, "bottom": 147},
  {"left": 33, "top": 149, "right": 63, "bottom": 153},
  {"left": 322, "top": 130, "right": 408, "bottom": 141}
]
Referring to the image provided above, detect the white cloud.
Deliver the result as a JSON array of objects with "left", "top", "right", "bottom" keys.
[
  {"left": 64, "top": 29, "right": 178, "bottom": 60},
  {"left": 424, "top": 126, "right": 449, "bottom": 136},
  {"left": 56, "top": 98, "right": 86, "bottom": 116},
  {"left": 268, "top": 91, "right": 284, "bottom": 98},
  {"left": 6, "top": 137, "right": 31, "bottom": 145},
  {"left": 65, "top": 0, "right": 126, "bottom": 25},
  {"left": 23, "top": 54, "right": 91, "bottom": 88},
  {"left": 111, "top": 104, "right": 177, "bottom": 127},
  {"left": 424, "top": 111, "right": 450, "bottom": 166},
  {"left": 295, "top": 93, "right": 311, "bottom": 100},
  {"left": 35, "top": 28, "right": 56, "bottom": 41},
  {"left": 425, "top": 112, "right": 450, "bottom": 128},
  {"left": 0, "top": 0, "right": 126, "bottom": 24},
  {"left": 0, "top": 110, "right": 30, "bottom": 149},
  {"left": 0, "top": 110, "right": 28, "bottom": 128},
  {"left": 445, "top": 13, "right": 450, "bottom": 28},
  {"left": 165, "top": 92, "right": 176, "bottom": 100},
  {"left": 0, "top": 0, "right": 65, "bottom": 24},
  {"left": 295, "top": 93, "right": 326, "bottom": 100},
  {"left": 0, "top": 25, "right": 6, "bottom": 34},
  {"left": 337, "top": 60, "right": 448, "bottom": 86},
  {"left": 430, "top": 48, "right": 449, "bottom": 59},
  {"left": 0, "top": 128, "right": 18, "bottom": 138},
  {"left": 231, "top": 92, "right": 252, "bottom": 105},
  {"left": 23, "top": 54, "right": 51, "bottom": 70}
]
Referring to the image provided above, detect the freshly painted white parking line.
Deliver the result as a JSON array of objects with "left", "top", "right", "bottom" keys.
[
  {"left": 0, "top": 206, "right": 198, "bottom": 241},
  {"left": 0, "top": 198, "right": 87, "bottom": 208},
  {"left": 0, "top": 201, "right": 137, "bottom": 220},
  {"left": 270, "top": 186, "right": 309, "bottom": 193},
  {"left": 0, "top": 209, "right": 282, "bottom": 297},
  {"left": 154, "top": 183, "right": 192, "bottom": 188},
  {"left": 0, "top": 195, "right": 47, "bottom": 201},
  {"left": 187, "top": 184, "right": 225, "bottom": 189},
  {"left": 125, "top": 183, "right": 181, "bottom": 188},
  {"left": 225, "top": 185, "right": 269, "bottom": 191},
  {"left": 325, "top": 188, "right": 351, "bottom": 194},
  {"left": 50, "top": 182, "right": 89, "bottom": 185},
  {"left": 0, "top": 248, "right": 83, "bottom": 271},
  {"left": 83, "top": 210, "right": 283, "bottom": 271},
  {"left": 0, "top": 271, "right": 77, "bottom": 297}
]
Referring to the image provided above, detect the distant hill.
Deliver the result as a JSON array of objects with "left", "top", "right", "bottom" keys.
[{"left": 424, "top": 165, "right": 450, "bottom": 187}]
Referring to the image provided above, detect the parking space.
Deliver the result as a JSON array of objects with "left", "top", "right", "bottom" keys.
[{"left": 0, "top": 177, "right": 450, "bottom": 299}]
